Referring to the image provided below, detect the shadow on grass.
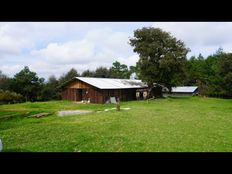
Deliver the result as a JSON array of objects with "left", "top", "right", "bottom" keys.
[{"left": 166, "top": 96, "right": 192, "bottom": 99}]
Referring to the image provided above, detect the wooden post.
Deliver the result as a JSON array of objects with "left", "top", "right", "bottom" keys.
[{"left": 116, "top": 97, "right": 120, "bottom": 111}]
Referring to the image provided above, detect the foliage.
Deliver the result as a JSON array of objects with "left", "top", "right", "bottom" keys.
[
  {"left": 0, "top": 90, "right": 23, "bottom": 104},
  {"left": 184, "top": 54, "right": 205, "bottom": 85},
  {"left": 109, "top": 61, "right": 131, "bottom": 79},
  {"left": 81, "top": 62, "right": 133, "bottom": 79},
  {"left": 39, "top": 75, "right": 61, "bottom": 101},
  {"left": 217, "top": 52, "right": 232, "bottom": 97},
  {"left": 81, "top": 70, "right": 96, "bottom": 77},
  {"left": 184, "top": 49, "right": 232, "bottom": 98},
  {"left": 0, "top": 71, "right": 11, "bottom": 91},
  {"left": 128, "top": 65, "right": 138, "bottom": 79},
  {"left": 59, "top": 68, "right": 80, "bottom": 85},
  {"left": 95, "top": 67, "right": 111, "bottom": 78},
  {"left": 10, "top": 66, "right": 44, "bottom": 102},
  {"left": 129, "top": 27, "right": 189, "bottom": 91}
]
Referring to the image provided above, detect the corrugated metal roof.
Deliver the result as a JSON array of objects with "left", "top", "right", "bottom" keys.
[
  {"left": 172, "top": 86, "right": 198, "bottom": 93},
  {"left": 76, "top": 77, "right": 147, "bottom": 89}
]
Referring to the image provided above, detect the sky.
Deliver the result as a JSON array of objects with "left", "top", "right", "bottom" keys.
[{"left": 1, "top": 22, "right": 232, "bottom": 80}]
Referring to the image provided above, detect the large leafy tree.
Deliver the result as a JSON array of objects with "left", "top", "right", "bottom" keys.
[
  {"left": 10, "top": 66, "right": 44, "bottom": 101},
  {"left": 129, "top": 27, "right": 190, "bottom": 92}
]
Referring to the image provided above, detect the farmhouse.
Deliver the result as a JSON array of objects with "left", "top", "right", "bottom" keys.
[
  {"left": 61, "top": 77, "right": 147, "bottom": 104},
  {"left": 164, "top": 86, "right": 199, "bottom": 96}
]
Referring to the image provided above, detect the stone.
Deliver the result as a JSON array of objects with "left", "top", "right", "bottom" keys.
[{"left": 57, "top": 110, "right": 93, "bottom": 117}]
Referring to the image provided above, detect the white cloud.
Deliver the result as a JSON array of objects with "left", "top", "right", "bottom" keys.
[
  {"left": 85, "top": 27, "right": 131, "bottom": 56},
  {"left": 31, "top": 40, "right": 95, "bottom": 64},
  {"left": 1, "top": 23, "right": 138, "bottom": 79},
  {"left": 0, "top": 22, "right": 94, "bottom": 58},
  {"left": 152, "top": 22, "right": 232, "bottom": 56},
  {"left": 117, "top": 55, "right": 139, "bottom": 67},
  {"left": 0, "top": 64, "right": 24, "bottom": 77},
  {"left": 2, "top": 22, "right": 232, "bottom": 79},
  {"left": 29, "top": 27, "right": 136, "bottom": 78},
  {"left": 0, "top": 24, "right": 34, "bottom": 56}
]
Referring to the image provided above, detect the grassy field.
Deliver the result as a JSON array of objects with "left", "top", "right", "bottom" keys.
[{"left": 0, "top": 97, "right": 232, "bottom": 152}]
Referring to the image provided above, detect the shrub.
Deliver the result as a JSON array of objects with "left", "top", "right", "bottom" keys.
[{"left": 0, "top": 90, "right": 23, "bottom": 104}]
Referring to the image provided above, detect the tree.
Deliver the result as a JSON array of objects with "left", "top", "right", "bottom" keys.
[
  {"left": 183, "top": 48, "right": 228, "bottom": 97},
  {"left": 95, "top": 67, "right": 111, "bottom": 78},
  {"left": 129, "top": 27, "right": 190, "bottom": 92},
  {"left": 10, "top": 66, "right": 44, "bottom": 101},
  {"left": 110, "top": 61, "right": 130, "bottom": 79},
  {"left": 81, "top": 70, "right": 95, "bottom": 77},
  {"left": 59, "top": 68, "right": 79, "bottom": 85},
  {"left": 184, "top": 54, "right": 206, "bottom": 86},
  {"left": 217, "top": 52, "right": 232, "bottom": 97},
  {"left": 201, "top": 53, "right": 219, "bottom": 96},
  {"left": 128, "top": 65, "right": 138, "bottom": 79},
  {"left": 40, "top": 75, "right": 60, "bottom": 100},
  {"left": 0, "top": 70, "right": 11, "bottom": 91}
]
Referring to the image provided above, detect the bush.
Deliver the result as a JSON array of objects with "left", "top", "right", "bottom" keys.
[{"left": 0, "top": 90, "right": 23, "bottom": 104}]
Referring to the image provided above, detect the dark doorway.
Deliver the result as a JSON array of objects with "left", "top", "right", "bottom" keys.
[{"left": 76, "top": 89, "right": 83, "bottom": 101}]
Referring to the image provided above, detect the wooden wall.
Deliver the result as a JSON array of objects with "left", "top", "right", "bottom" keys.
[
  {"left": 61, "top": 79, "right": 139, "bottom": 104},
  {"left": 68, "top": 80, "right": 90, "bottom": 89},
  {"left": 61, "top": 80, "right": 104, "bottom": 103},
  {"left": 61, "top": 88, "right": 76, "bottom": 101},
  {"left": 102, "top": 89, "right": 137, "bottom": 102}
]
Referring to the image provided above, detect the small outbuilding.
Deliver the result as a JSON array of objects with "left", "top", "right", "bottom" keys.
[
  {"left": 61, "top": 77, "right": 147, "bottom": 104},
  {"left": 164, "top": 86, "right": 199, "bottom": 96}
]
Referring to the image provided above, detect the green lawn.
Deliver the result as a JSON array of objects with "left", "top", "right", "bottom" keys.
[{"left": 1, "top": 97, "right": 232, "bottom": 152}]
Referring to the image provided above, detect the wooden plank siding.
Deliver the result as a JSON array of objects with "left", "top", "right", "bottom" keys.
[
  {"left": 102, "top": 89, "right": 137, "bottom": 102},
  {"left": 61, "top": 88, "right": 76, "bottom": 101},
  {"left": 61, "top": 79, "right": 139, "bottom": 104}
]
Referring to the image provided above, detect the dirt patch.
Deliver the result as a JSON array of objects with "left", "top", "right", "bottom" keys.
[{"left": 57, "top": 110, "right": 93, "bottom": 117}]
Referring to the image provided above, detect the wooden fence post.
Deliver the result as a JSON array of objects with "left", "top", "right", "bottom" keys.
[{"left": 116, "top": 98, "right": 120, "bottom": 111}]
